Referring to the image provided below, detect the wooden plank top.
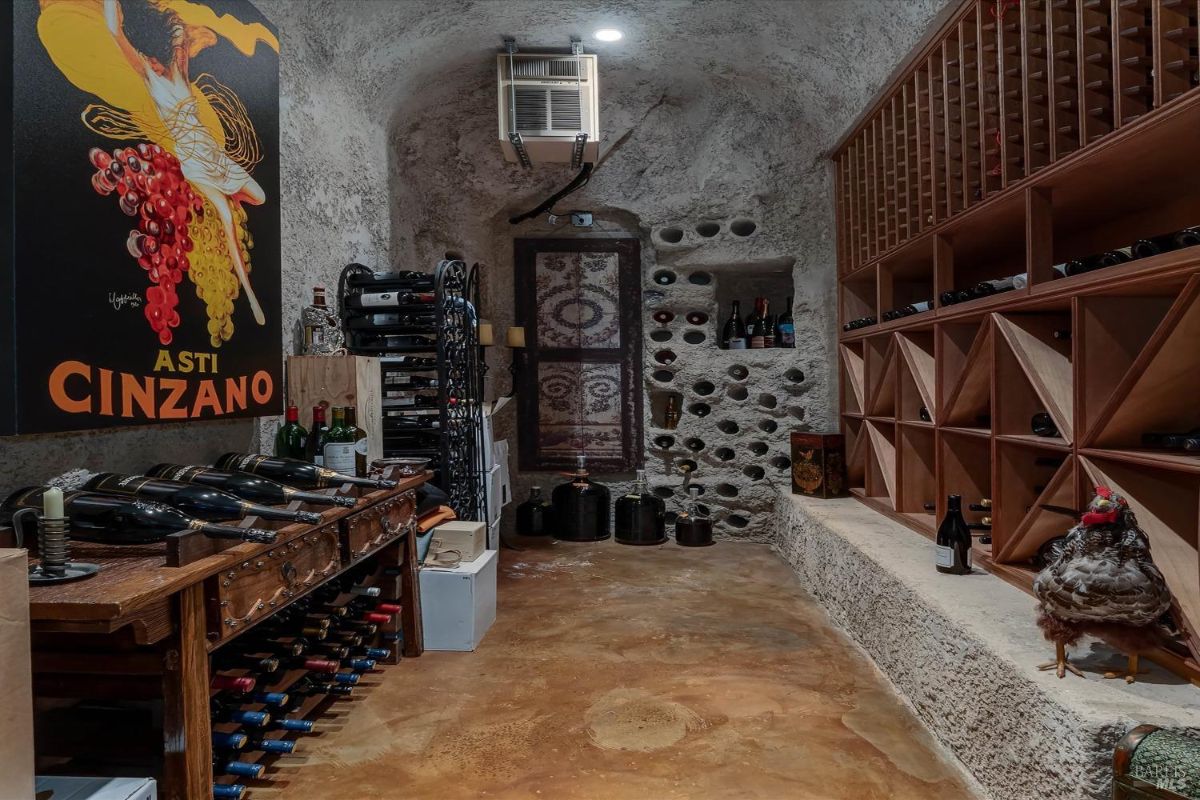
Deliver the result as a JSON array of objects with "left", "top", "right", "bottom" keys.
[{"left": 25, "top": 472, "right": 429, "bottom": 626}]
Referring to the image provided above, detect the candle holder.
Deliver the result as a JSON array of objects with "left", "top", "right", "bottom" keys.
[{"left": 25, "top": 512, "right": 100, "bottom": 584}]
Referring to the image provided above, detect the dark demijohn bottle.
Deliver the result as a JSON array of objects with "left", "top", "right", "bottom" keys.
[
  {"left": 674, "top": 486, "right": 713, "bottom": 547},
  {"left": 614, "top": 469, "right": 667, "bottom": 546},
  {"left": 85, "top": 473, "right": 322, "bottom": 524},
  {"left": 515, "top": 486, "right": 554, "bottom": 536},
  {"left": 147, "top": 464, "right": 356, "bottom": 508},
  {"left": 551, "top": 455, "right": 611, "bottom": 542},
  {"left": 0, "top": 488, "right": 277, "bottom": 545},
  {"left": 935, "top": 494, "right": 972, "bottom": 575}
]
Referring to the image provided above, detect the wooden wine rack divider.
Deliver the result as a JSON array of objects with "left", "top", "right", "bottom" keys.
[
  {"left": 834, "top": 0, "right": 1200, "bottom": 680},
  {"left": 14, "top": 471, "right": 430, "bottom": 800}
]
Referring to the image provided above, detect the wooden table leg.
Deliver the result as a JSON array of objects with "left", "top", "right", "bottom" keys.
[
  {"left": 161, "top": 584, "right": 211, "bottom": 800},
  {"left": 400, "top": 527, "right": 424, "bottom": 657}
]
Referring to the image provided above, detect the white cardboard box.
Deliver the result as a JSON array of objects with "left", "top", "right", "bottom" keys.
[
  {"left": 35, "top": 776, "right": 157, "bottom": 799},
  {"left": 419, "top": 549, "right": 497, "bottom": 651},
  {"left": 488, "top": 519, "right": 501, "bottom": 550},
  {"left": 486, "top": 464, "right": 505, "bottom": 525},
  {"left": 430, "top": 520, "right": 486, "bottom": 563}
]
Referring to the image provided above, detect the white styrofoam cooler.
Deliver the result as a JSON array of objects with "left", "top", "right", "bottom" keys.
[
  {"left": 419, "top": 549, "right": 498, "bottom": 651},
  {"left": 35, "top": 777, "right": 157, "bottom": 799}
]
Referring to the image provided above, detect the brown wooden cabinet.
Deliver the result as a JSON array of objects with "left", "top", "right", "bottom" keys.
[{"left": 834, "top": 0, "right": 1200, "bottom": 680}]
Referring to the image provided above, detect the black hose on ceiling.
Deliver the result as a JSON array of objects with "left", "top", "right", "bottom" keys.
[{"left": 508, "top": 162, "right": 594, "bottom": 225}]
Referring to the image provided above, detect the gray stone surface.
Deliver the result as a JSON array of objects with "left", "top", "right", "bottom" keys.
[{"left": 774, "top": 492, "right": 1200, "bottom": 800}]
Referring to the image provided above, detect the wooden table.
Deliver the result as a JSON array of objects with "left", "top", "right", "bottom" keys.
[{"left": 24, "top": 472, "right": 429, "bottom": 800}]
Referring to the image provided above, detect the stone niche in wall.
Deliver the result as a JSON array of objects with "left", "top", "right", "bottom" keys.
[{"left": 643, "top": 229, "right": 809, "bottom": 541}]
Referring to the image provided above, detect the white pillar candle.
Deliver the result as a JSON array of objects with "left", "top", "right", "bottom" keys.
[{"left": 43, "top": 486, "right": 64, "bottom": 519}]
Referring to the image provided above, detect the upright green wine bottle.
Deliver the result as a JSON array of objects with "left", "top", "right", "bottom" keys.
[
  {"left": 275, "top": 404, "right": 308, "bottom": 459},
  {"left": 323, "top": 407, "right": 356, "bottom": 476},
  {"left": 305, "top": 405, "right": 330, "bottom": 466},
  {"left": 344, "top": 406, "right": 368, "bottom": 477}
]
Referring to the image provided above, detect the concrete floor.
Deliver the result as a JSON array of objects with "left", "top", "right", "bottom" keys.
[{"left": 279, "top": 539, "right": 978, "bottom": 799}]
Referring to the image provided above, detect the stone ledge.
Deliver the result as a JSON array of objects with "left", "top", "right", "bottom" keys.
[{"left": 772, "top": 494, "right": 1200, "bottom": 800}]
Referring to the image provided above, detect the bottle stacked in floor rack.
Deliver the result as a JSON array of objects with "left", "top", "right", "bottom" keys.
[
  {"left": 210, "top": 560, "right": 405, "bottom": 799},
  {"left": 341, "top": 259, "right": 487, "bottom": 521}
]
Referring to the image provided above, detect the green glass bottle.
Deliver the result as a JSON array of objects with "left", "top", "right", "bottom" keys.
[
  {"left": 305, "top": 405, "right": 329, "bottom": 466},
  {"left": 344, "top": 406, "right": 369, "bottom": 477},
  {"left": 274, "top": 405, "right": 308, "bottom": 460},
  {"left": 323, "top": 407, "right": 356, "bottom": 477}
]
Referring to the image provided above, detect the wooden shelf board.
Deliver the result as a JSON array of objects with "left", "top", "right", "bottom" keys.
[
  {"left": 994, "top": 433, "right": 1070, "bottom": 450},
  {"left": 1080, "top": 448, "right": 1200, "bottom": 476},
  {"left": 940, "top": 425, "right": 992, "bottom": 439},
  {"left": 899, "top": 420, "right": 935, "bottom": 429}
]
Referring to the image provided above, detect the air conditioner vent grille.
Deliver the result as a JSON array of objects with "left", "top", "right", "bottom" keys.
[
  {"left": 512, "top": 86, "right": 584, "bottom": 134},
  {"left": 510, "top": 57, "right": 588, "bottom": 79}
]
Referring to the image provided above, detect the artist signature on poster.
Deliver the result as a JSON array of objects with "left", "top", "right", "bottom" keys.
[{"left": 108, "top": 291, "right": 143, "bottom": 311}]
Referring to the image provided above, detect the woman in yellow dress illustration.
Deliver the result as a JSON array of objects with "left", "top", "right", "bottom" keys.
[{"left": 37, "top": 0, "right": 278, "bottom": 347}]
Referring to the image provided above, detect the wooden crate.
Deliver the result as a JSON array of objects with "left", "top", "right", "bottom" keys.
[{"left": 286, "top": 355, "right": 382, "bottom": 467}]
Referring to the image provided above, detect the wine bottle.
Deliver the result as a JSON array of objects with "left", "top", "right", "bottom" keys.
[
  {"left": 903, "top": 300, "right": 934, "bottom": 315},
  {"left": 1031, "top": 412, "right": 1060, "bottom": 437},
  {"left": 1094, "top": 247, "right": 1133, "bottom": 268},
  {"left": 211, "top": 674, "right": 256, "bottom": 693},
  {"left": 275, "top": 404, "right": 308, "bottom": 460},
  {"left": 748, "top": 299, "right": 767, "bottom": 349},
  {"left": 0, "top": 488, "right": 277, "bottom": 545},
  {"left": 242, "top": 736, "right": 297, "bottom": 755},
  {"left": 147, "top": 464, "right": 355, "bottom": 509},
  {"left": 935, "top": 495, "right": 972, "bottom": 575},
  {"left": 652, "top": 310, "right": 674, "bottom": 324},
  {"left": 663, "top": 396, "right": 680, "bottom": 430},
  {"left": 384, "top": 355, "right": 437, "bottom": 369},
  {"left": 614, "top": 469, "right": 666, "bottom": 546},
  {"left": 721, "top": 301, "right": 747, "bottom": 349},
  {"left": 306, "top": 405, "right": 330, "bottom": 466},
  {"left": 775, "top": 296, "right": 796, "bottom": 347},
  {"left": 918, "top": 406, "right": 932, "bottom": 422},
  {"left": 85, "top": 474, "right": 322, "bottom": 525},
  {"left": 211, "top": 701, "right": 270, "bottom": 728},
  {"left": 214, "top": 652, "right": 281, "bottom": 673},
  {"left": 215, "top": 453, "right": 397, "bottom": 490},
  {"left": 1052, "top": 329, "right": 1070, "bottom": 340},
  {"left": 515, "top": 486, "right": 554, "bottom": 536},
  {"left": 268, "top": 717, "right": 315, "bottom": 733},
  {"left": 212, "top": 732, "right": 248, "bottom": 751},
  {"left": 213, "top": 757, "right": 264, "bottom": 779},
  {"left": 322, "top": 407, "right": 351, "bottom": 475},
  {"left": 347, "top": 290, "right": 435, "bottom": 309},
  {"left": 212, "top": 784, "right": 247, "bottom": 799},
  {"left": 973, "top": 276, "right": 1017, "bottom": 296},
  {"left": 344, "top": 406, "right": 369, "bottom": 477},
  {"left": 760, "top": 299, "right": 775, "bottom": 348},
  {"left": 1142, "top": 431, "right": 1200, "bottom": 451}
]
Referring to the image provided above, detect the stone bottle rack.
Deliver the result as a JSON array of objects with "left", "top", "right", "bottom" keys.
[{"left": 643, "top": 220, "right": 808, "bottom": 539}]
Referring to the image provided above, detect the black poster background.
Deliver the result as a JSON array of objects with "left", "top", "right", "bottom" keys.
[{"left": 3, "top": 0, "right": 280, "bottom": 435}]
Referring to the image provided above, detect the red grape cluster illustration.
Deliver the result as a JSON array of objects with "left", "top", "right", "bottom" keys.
[{"left": 90, "top": 141, "right": 254, "bottom": 349}]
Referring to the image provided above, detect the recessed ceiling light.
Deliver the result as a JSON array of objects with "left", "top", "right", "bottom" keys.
[{"left": 594, "top": 29, "right": 623, "bottom": 42}]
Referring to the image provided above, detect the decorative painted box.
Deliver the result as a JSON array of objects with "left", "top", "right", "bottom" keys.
[{"left": 790, "top": 432, "right": 849, "bottom": 499}]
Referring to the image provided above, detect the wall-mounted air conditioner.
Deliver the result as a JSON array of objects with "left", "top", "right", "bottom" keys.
[{"left": 497, "top": 52, "right": 599, "bottom": 167}]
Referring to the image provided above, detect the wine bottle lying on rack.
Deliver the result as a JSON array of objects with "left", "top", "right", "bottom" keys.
[
  {"left": 1142, "top": 431, "right": 1200, "bottom": 451},
  {"left": 1031, "top": 412, "right": 1060, "bottom": 438},
  {"left": 346, "top": 290, "right": 435, "bottom": 309},
  {"left": 0, "top": 489, "right": 276, "bottom": 545},
  {"left": 148, "top": 464, "right": 356, "bottom": 508},
  {"left": 85, "top": 474, "right": 323, "bottom": 525},
  {"left": 212, "top": 783, "right": 248, "bottom": 800},
  {"left": 214, "top": 454, "right": 397, "bottom": 491}
]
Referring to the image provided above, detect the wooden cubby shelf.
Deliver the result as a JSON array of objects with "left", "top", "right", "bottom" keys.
[{"left": 834, "top": 0, "right": 1200, "bottom": 680}]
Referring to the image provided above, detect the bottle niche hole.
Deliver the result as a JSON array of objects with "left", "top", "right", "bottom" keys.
[
  {"left": 651, "top": 309, "right": 675, "bottom": 325},
  {"left": 770, "top": 456, "right": 791, "bottom": 470},
  {"left": 727, "top": 364, "right": 749, "bottom": 381},
  {"left": 682, "top": 330, "right": 706, "bottom": 345},
  {"left": 677, "top": 459, "right": 698, "bottom": 473},
  {"left": 654, "top": 350, "right": 677, "bottom": 365},
  {"left": 758, "top": 393, "right": 778, "bottom": 409},
  {"left": 742, "top": 465, "right": 765, "bottom": 480},
  {"left": 717, "top": 420, "right": 739, "bottom": 434},
  {"left": 730, "top": 219, "right": 757, "bottom": 237},
  {"left": 684, "top": 437, "right": 706, "bottom": 452},
  {"left": 748, "top": 442, "right": 769, "bottom": 456},
  {"left": 785, "top": 368, "right": 805, "bottom": 383},
  {"left": 787, "top": 406, "right": 805, "bottom": 419},
  {"left": 653, "top": 269, "right": 677, "bottom": 285},
  {"left": 658, "top": 227, "right": 684, "bottom": 244},
  {"left": 653, "top": 487, "right": 674, "bottom": 499},
  {"left": 714, "top": 446, "right": 735, "bottom": 461},
  {"left": 695, "top": 221, "right": 721, "bottom": 238},
  {"left": 688, "top": 402, "right": 711, "bottom": 417},
  {"left": 758, "top": 419, "right": 778, "bottom": 433},
  {"left": 651, "top": 391, "right": 683, "bottom": 428},
  {"left": 726, "top": 385, "right": 749, "bottom": 402},
  {"left": 687, "top": 271, "right": 712, "bottom": 286},
  {"left": 650, "top": 329, "right": 673, "bottom": 343},
  {"left": 686, "top": 311, "right": 709, "bottom": 326},
  {"left": 652, "top": 369, "right": 675, "bottom": 383},
  {"left": 715, "top": 483, "right": 739, "bottom": 498},
  {"left": 692, "top": 380, "right": 715, "bottom": 396},
  {"left": 653, "top": 434, "right": 675, "bottom": 449},
  {"left": 726, "top": 513, "right": 750, "bottom": 528}
]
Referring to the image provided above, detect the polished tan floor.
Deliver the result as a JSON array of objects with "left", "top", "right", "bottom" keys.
[{"left": 279, "top": 539, "right": 977, "bottom": 799}]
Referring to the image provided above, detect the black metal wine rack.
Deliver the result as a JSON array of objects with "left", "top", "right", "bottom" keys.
[{"left": 341, "top": 260, "right": 486, "bottom": 522}]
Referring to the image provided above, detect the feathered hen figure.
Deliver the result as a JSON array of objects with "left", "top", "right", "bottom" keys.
[{"left": 1033, "top": 486, "right": 1172, "bottom": 683}]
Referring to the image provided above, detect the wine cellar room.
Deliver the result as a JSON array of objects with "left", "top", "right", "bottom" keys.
[{"left": 2, "top": 0, "right": 1200, "bottom": 799}]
